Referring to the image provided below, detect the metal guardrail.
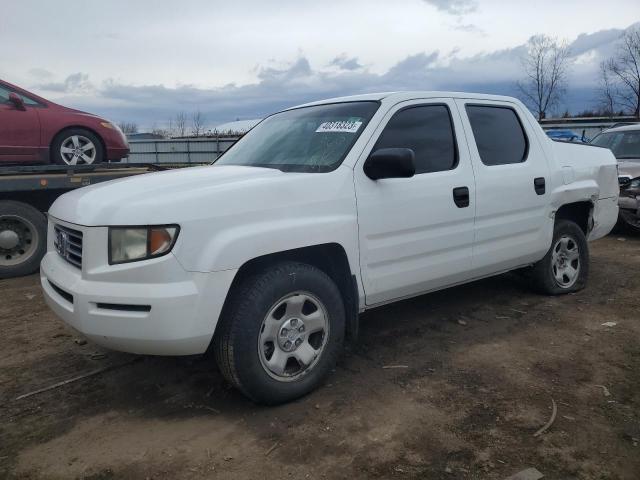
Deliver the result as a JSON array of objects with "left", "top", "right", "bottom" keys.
[{"left": 125, "top": 136, "right": 240, "bottom": 164}]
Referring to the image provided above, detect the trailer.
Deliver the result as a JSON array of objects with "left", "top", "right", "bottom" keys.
[{"left": 0, "top": 163, "right": 171, "bottom": 279}]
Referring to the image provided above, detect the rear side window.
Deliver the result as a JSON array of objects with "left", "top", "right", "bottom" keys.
[
  {"left": 466, "top": 105, "right": 528, "bottom": 166},
  {"left": 374, "top": 105, "right": 458, "bottom": 174}
]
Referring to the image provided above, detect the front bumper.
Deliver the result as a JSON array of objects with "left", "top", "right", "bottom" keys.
[
  {"left": 105, "top": 146, "right": 130, "bottom": 161},
  {"left": 40, "top": 218, "right": 236, "bottom": 355},
  {"left": 618, "top": 194, "right": 640, "bottom": 228}
]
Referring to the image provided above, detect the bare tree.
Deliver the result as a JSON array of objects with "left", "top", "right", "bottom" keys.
[
  {"left": 150, "top": 123, "right": 170, "bottom": 138},
  {"left": 175, "top": 112, "right": 187, "bottom": 137},
  {"left": 167, "top": 118, "right": 174, "bottom": 138},
  {"left": 117, "top": 121, "right": 138, "bottom": 134},
  {"left": 517, "top": 35, "right": 572, "bottom": 120},
  {"left": 607, "top": 27, "right": 640, "bottom": 117},
  {"left": 597, "top": 61, "right": 616, "bottom": 117},
  {"left": 191, "top": 110, "right": 205, "bottom": 137}
]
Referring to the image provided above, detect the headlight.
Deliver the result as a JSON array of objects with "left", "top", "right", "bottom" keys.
[
  {"left": 629, "top": 177, "right": 640, "bottom": 190},
  {"left": 109, "top": 225, "right": 179, "bottom": 265}
]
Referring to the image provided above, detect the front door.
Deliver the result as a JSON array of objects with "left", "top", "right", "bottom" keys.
[
  {"left": 354, "top": 98, "right": 477, "bottom": 306},
  {"left": 0, "top": 84, "right": 41, "bottom": 163}
]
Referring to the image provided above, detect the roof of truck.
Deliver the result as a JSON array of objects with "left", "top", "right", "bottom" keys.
[{"left": 290, "top": 91, "right": 520, "bottom": 109}]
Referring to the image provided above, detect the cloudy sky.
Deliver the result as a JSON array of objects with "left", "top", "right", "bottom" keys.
[{"left": 2, "top": 0, "right": 639, "bottom": 129}]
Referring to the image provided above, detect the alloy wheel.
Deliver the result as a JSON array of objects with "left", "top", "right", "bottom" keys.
[
  {"left": 258, "top": 292, "right": 330, "bottom": 382},
  {"left": 551, "top": 235, "right": 581, "bottom": 288},
  {"left": 60, "top": 135, "right": 97, "bottom": 165}
]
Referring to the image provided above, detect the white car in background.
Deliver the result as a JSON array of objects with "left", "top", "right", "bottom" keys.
[
  {"left": 41, "top": 91, "right": 619, "bottom": 404},
  {"left": 591, "top": 124, "right": 640, "bottom": 232}
]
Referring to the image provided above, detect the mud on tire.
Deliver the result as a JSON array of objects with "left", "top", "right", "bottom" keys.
[
  {"left": 530, "top": 219, "right": 589, "bottom": 295},
  {"left": 214, "top": 261, "right": 345, "bottom": 405}
]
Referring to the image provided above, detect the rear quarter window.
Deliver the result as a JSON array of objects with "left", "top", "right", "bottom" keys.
[{"left": 465, "top": 105, "right": 528, "bottom": 166}]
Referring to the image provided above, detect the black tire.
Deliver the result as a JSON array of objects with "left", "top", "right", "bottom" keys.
[
  {"left": 215, "top": 261, "right": 345, "bottom": 405},
  {"left": 51, "top": 128, "right": 104, "bottom": 165},
  {"left": 618, "top": 210, "right": 640, "bottom": 235},
  {"left": 530, "top": 220, "right": 589, "bottom": 295},
  {"left": 0, "top": 201, "right": 47, "bottom": 279}
]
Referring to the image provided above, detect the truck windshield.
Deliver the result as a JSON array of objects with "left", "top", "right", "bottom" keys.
[
  {"left": 215, "top": 101, "right": 379, "bottom": 172},
  {"left": 591, "top": 130, "right": 640, "bottom": 160}
]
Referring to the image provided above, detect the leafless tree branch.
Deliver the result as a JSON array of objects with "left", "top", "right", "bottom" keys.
[
  {"left": 606, "top": 27, "right": 640, "bottom": 117},
  {"left": 517, "top": 35, "right": 571, "bottom": 120},
  {"left": 191, "top": 110, "right": 205, "bottom": 137}
]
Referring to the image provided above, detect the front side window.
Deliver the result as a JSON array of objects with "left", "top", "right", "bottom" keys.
[
  {"left": 373, "top": 105, "right": 458, "bottom": 174},
  {"left": 0, "top": 84, "right": 41, "bottom": 106},
  {"left": 0, "top": 85, "right": 11, "bottom": 104},
  {"left": 215, "top": 101, "right": 379, "bottom": 172},
  {"left": 466, "top": 105, "right": 528, "bottom": 166},
  {"left": 591, "top": 130, "right": 640, "bottom": 159},
  {"left": 19, "top": 93, "right": 40, "bottom": 106}
]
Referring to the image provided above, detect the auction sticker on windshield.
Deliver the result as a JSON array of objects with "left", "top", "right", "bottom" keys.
[{"left": 316, "top": 120, "right": 363, "bottom": 133}]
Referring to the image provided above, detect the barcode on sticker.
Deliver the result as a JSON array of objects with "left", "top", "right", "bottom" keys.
[{"left": 315, "top": 121, "right": 363, "bottom": 133}]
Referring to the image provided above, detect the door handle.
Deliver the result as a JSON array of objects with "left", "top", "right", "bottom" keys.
[
  {"left": 452, "top": 186, "right": 470, "bottom": 208},
  {"left": 534, "top": 177, "right": 546, "bottom": 195}
]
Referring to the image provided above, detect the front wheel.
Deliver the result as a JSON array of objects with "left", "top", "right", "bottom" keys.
[
  {"left": 51, "top": 128, "right": 104, "bottom": 165},
  {"left": 215, "top": 262, "right": 345, "bottom": 405},
  {"left": 530, "top": 220, "right": 589, "bottom": 295}
]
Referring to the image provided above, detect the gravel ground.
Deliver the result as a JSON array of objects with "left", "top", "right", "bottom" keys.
[{"left": 1, "top": 234, "right": 639, "bottom": 480}]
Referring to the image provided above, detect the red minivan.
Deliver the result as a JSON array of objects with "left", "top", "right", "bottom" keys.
[{"left": 0, "top": 79, "right": 129, "bottom": 165}]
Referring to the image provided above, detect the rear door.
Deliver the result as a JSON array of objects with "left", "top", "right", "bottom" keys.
[
  {"left": 0, "top": 83, "right": 41, "bottom": 163},
  {"left": 455, "top": 99, "right": 552, "bottom": 276},
  {"left": 354, "top": 98, "right": 476, "bottom": 306}
]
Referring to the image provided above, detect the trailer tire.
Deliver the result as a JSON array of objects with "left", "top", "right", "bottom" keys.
[{"left": 0, "top": 201, "right": 47, "bottom": 279}]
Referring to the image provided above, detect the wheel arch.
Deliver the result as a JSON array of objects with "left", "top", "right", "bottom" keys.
[
  {"left": 49, "top": 126, "right": 106, "bottom": 163},
  {"left": 555, "top": 200, "right": 594, "bottom": 235},
  {"left": 218, "top": 243, "right": 360, "bottom": 342}
]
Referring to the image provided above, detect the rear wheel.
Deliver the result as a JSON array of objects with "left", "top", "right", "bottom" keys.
[
  {"left": 0, "top": 201, "right": 47, "bottom": 279},
  {"left": 51, "top": 128, "right": 104, "bottom": 165},
  {"left": 215, "top": 261, "right": 345, "bottom": 405},
  {"left": 530, "top": 220, "right": 589, "bottom": 295}
]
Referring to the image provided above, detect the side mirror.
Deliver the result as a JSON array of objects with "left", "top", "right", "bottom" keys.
[
  {"left": 8, "top": 92, "right": 25, "bottom": 110},
  {"left": 363, "top": 148, "right": 416, "bottom": 180}
]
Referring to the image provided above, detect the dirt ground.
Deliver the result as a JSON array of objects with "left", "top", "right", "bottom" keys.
[{"left": 1, "top": 234, "right": 639, "bottom": 480}]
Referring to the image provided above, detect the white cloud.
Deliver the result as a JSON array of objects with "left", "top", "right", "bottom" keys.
[
  {"left": 3, "top": 1, "right": 638, "bottom": 126},
  {"left": 423, "top": 0, "right": 477, "bottom": 15}
]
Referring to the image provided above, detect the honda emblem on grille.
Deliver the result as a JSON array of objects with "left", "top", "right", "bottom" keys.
[{"left": 56, "top": 230, "right": 69, "bottom": 258}]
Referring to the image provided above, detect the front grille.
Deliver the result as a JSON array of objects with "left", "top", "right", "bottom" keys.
[{"left": 53, "top": 224, "right": 83, "bottom": 268}]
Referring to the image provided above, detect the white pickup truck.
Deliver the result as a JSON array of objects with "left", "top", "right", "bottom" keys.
[{"left": 41, "top": 92, "right": 619, "bottom": 404}]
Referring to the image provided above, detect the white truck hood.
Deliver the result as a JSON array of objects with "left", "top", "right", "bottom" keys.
[{"left": 49, "top": 165, "right": 296, "bottom": 226}]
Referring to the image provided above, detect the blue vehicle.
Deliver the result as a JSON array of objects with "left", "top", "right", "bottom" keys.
[{"left": 546, "top": 129, "right": 586, "bottom": 143}]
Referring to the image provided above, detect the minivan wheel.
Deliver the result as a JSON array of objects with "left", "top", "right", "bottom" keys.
[
  {"left": 52, "top": 128, "right": 104, "bottom": 165},
  {"left": 530, "top": 220, "right": 589, "bottom": 295},
  {"left": 215, "top": 261, "right": 345, "bottom": 405}
]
